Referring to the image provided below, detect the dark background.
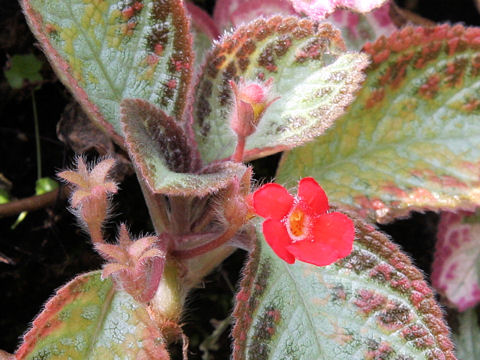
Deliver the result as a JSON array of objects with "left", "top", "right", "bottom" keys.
[{"left": 0, "top": 0, "right": 479, "bottom": 358}]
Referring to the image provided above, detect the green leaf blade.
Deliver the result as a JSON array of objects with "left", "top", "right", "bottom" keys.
[
  {"left": 22, "top": 0, "right": 194, "bottom": 142},
  {"left": 121, "top": 98, "right": 248, "bottom": 196},
  {"left": 193, "top": 16, "right": 369, "bottom": 164},
  {"left": 16, "top": 271, "right": 168, "bottom": 360},
  {"left": 233, "top": 216, "right": 455, "bottom": 359},
  {"left": 277, "top": 25, "right": 480, "bottom": 223}
]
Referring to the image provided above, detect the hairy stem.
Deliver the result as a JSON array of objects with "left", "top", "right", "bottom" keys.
[{"left": 231, "top": 135, "right": 246, "bottom": 163}]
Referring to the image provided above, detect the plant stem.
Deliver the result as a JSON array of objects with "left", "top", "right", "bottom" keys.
[
  {"left": 31, "top": 89, "right": 41, "bottom": 179},
  {"left": 231, "top": 135, "right": 246, "bottom": 163}
]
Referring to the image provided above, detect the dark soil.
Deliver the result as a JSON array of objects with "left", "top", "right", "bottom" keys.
[{"left": 0, "top": 0, "right": 479, "bottom": 359}]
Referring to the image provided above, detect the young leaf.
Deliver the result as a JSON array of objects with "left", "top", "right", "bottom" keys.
[
  {"left": 4, "top": 54, "right": 43, "bottom": 89},
  {"left": 21, "top": 0, "right": 194, "bottom": 143},
  {"left": 432, "top": 211, "right": 480, "bottom": 311},
  {"left": 121, "top": 98, "right": 247, "bottom": 196},
  {"left": 233, "top": 216, "right": 455, "bottom": 360},
  {"left": 278, "top": 25, "right": 480, "bottom": 223},
  {"left": 453, "top": 307, "right": 480, "bottom": 360},
  {"left": 193, "top": 16, "right": 369, "bottom": 164},
  {"left": 16, "top": 271, "right": 169, "bottom": 359},
  {"left": 290, "top": 0, "right": 388, "bottom": 20}
]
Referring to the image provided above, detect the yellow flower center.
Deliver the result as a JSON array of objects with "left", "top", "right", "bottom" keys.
[{"left": 288, "top": 208, "right": 307, "bottom": 238}]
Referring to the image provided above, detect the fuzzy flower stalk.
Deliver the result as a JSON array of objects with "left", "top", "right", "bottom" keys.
[
  {"left": 229, "top": 77, "right": 278, "bottom": 162},
  {"left": 95, "top": 224, "right": 166, "bottom": 303},
  {"left": 58, "top": 157, "right": 118, "bottom": 243}
]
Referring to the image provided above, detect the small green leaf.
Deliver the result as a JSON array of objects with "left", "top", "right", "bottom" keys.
[
  {"left": 233, "top": 216, "right": 455, "bottom": 359},
  {"left": 193, "top": 16, "right": 368, "bottom": 164},
  {"left": 278, "top": 25, "right": 480, "bottom": 223},
  {"left": 0, "top": 189, "right": 9, "bottom": 204},
  {"left": 4, "top": 54, "right": 43, "bottom": 89},
  {"left": 16, "top": 271, "right": 169, "bottom": 359},
  {"left": 453, "top": 308, "right": 480, "bottom": 360},
  {"left": 121, "top": 98, "right": 248, "bottom": 196},
  {"left": 35, "top": 177, "right": 59, "bottom": 195},
  {"left": 22, "top": 0, "right": 194, "bottom": 143}
]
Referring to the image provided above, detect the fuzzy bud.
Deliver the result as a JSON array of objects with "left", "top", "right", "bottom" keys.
[{"left": 229, "top": 78, "right": 277, "bottom": 138}]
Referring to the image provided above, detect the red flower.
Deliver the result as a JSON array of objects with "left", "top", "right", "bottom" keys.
[{"left": 253, "top": 177, "right": 354, "bottom": 266}]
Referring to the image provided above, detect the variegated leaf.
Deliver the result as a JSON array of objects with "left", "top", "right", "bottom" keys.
[
  {"left": 121, "top": 98, "right": 247, "bottom": 196},
  {"left": 15, "top": 271, "right": 169, "bottom": 360},
  {"left": 290, "top": 0, "right": 388, "bottom": 20},
  {"left": 432, "top": 211, "right": 480, "bottom": 311},
  {"left": 233, "top": 216, "right": 455, "bottom": 360},
  {"left": 327, "top": 2, "right": 397, "bottom": 50},
  {"left": 22, "top": 0, "right": 194, "bottom": 143},
  {"left": 278, "top": 25, "right": 480, "bottom": 223},
  {"left": 193, "top": 16, "right": 369, "bottom": 164},
  {"left": 213, "top": 0, "right": 296, "bottom": 33}
]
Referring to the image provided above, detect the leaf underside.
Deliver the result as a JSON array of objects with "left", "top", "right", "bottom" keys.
[
  {"left": 432, "top": 211, "right": 480, "bottom": 311},
  {"left": 121, "top": 98, "right": 247, "bottom": 196},
  {"left": 232, "top": 215, "right": 455, "bottom": 360},
  {"left": 22, "top": 0, "right": 193, "bottom": 143},
  {"left": 278, "top": 25, "right": 480, "bottom": 223},
  {"left": 192, "top": 16, "right": 369, "bottom": 164},
  {"left": 16, "top": 271, "right": 168, "bottom": 360}
]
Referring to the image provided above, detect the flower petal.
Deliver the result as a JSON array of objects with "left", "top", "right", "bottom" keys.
[
  {"left": 297, "top": 177, "right": 329, "bottom": 215},
  {"left": 263, "top": 219, "right": 295, "bottom": 264},
  {"left": 287, "top": 212, "right": 354, "bottom": 266},
  {"left": 254, "top": 183, "right": 294, "bottom": 220}
]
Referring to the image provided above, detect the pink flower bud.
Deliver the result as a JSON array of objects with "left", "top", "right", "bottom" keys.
[{"left": 229, "top": 78, "right": 277, "bottom": 138}]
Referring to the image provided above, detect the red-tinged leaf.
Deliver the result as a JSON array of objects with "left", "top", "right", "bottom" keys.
[
  {"left": 233, "top": 215, "right": 456, "bottom": 360},
  {"left": 15, "top": 271, "right": 169, "bottom": 359},
  {"left": 290, "top": 0, "right": 388, "bottom": 20},
  {"left": 21, "top": 0, "right": 194, "bottom": 143},
  {"left": 213, "top": 0, "right": 296, "bottom": 33},
  {"left": 193, "top": 16, "right": 369, "bottom": 164},
  {"left": 432, "top": 211, "right": 480, "bottom": 311},
  {"left": 121, "top": 98, "right": 248, "bottom": 196},
  {"left": 185, "top": 2, "right": 220, "bottom": 67},
  {"left": 278, "top": 25, "right": 480, "bottom": 223}
]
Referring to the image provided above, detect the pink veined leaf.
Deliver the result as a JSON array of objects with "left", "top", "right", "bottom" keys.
[
  {"left": 432, "top": 211, "right": 480, "bottom": 311},
  {"left": 328, "top": 1, "right": 397, "bottom": 49},
  {"left": 290, "top": 0, "right": 388, "bottom": 20},
  {"left": 213, "top": 0, "right": 296, "bottom": 32}
]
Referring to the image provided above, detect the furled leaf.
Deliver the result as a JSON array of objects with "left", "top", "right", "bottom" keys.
[
  {"left": 432, "top": 211, "right": 480, "bottom": 311},
  {"left": 453, "top": 307, "right": 480, "bottom": 360},
  {"left": 121, "top": 98, "right": 247, "bottom": 196},
  {"left": 213, "top": 0, "right": 296, "bottom": 33},
  {"left": 290, "top": 0, "right": 388, "bottom": 20},
  {"left": 4, "top": 54, "right": 43, "bottom": 89},
  {"left": 193, "top": 16, "right": 369, "bottom": 164},
  {"left": 233, "top": 216, "right": 455, "bottom": 360},
  {"left": 15, "top": 271, "right": 169, "bottom": 359},
  {"left": 21, "top": 0, "right": 194, "bottom": 143},
  {"left": 185, "top": 1, "right": 219, "bottom": 68},
  {"left": 278, "top": 25, "right": 480, "bottom": 223}
]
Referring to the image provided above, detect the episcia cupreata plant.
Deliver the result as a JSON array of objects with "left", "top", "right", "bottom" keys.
[{"left": 4, "top": 0, "right": 480, "bottom": 358}]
